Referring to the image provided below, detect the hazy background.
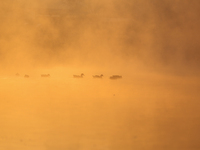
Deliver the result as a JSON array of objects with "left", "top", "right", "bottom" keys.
[
  {"left": 0, "top": 1, "right": 200, "bottom": 150},
  {"left": 0, "top": 0, "right": 200, "bottom": 75}
]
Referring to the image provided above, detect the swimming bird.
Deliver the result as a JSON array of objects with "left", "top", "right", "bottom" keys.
[
  {"left": 73, "top": 73, "right": 84, "bottom": 78},
  {"left": 110, "top": 75, "right": 122, "bottom": 79},
  {"left": 41, "top": 74, "right": 50, "bottom": 77},
  {"left": 24, "top": 75, "right": 29, "bottom": 78},
  {"left": 16, "top": 73, "right": 20, "bottom": 76},
  {"left": 93, "top": 74, "right": 103, "bottom": 78}
]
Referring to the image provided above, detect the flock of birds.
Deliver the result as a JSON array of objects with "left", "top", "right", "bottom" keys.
[
  {"left": 16, "top": 73, "right": 122, "bottom": 79},
  {"left": 73, "top": 74, "right": 122, "bottom": 79}
]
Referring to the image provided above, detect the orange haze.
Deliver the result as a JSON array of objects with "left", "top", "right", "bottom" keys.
[{"left": 0, "top": 0, "right": 200, "bottom": 150}]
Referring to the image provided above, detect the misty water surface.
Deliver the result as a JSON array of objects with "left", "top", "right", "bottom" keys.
[
  {"left": 0, "top": 71, "right": 200, "bottom": 150},
  {"left": 1, "top": 0, "right": 200, "bottom": 149}
]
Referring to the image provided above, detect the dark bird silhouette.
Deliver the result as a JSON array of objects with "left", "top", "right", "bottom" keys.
[
  {"left": 73, "top": 73, "right": 84, "bottom": 78},
  {"left": 24, "top": 75, "right": 29, "bottom": 78},
  {"left": 16, "top": 73, "right": 20, "bottom": 76},
  {"left": 110, "top": 75, "right": 122, "bottom": 79},
  {"left": 93, "top": 74, "right": 103, "bottom": 78},
  {"left": 41, "top": 74, "right": 50, "bottom": 77}
]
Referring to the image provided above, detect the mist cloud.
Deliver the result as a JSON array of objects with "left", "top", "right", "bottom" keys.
[{"left": 0, "top": 0, "right": 200, "bottom": 74}]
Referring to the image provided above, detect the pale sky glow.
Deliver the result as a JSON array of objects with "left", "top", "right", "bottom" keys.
[{"left": 0, "top": 1, "right": 200, "bottom": 150}]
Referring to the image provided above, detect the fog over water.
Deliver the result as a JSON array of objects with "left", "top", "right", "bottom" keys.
[{"left": 0, "top": 0, "right": 200, "bottom": 150}]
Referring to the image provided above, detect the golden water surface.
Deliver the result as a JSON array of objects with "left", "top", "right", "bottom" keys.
[{"left": 0, "top": 73, "right": 200, "bottom": 150}]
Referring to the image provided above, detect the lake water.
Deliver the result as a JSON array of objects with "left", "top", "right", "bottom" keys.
[{"left": 0, "top": 73, "right": 200, "bottom": 150}]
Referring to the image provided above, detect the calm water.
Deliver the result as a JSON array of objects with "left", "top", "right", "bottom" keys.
[{"left": 0, "top": 74, "right": 200, "bottom": 150}]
